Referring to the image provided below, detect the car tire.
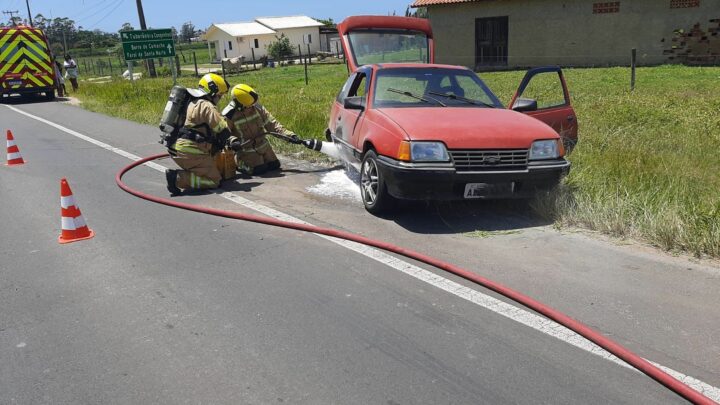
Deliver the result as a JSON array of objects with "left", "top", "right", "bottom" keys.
[{"left": 360, "top": 150, "right": 395, "bottom": 214}]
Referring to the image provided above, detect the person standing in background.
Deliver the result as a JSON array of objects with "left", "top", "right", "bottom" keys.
[{"left": 63, "top": 54, "right": 79, "bottom": 91}]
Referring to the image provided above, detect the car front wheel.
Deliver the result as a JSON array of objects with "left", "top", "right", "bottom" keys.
[{"left": 360, "top": 150, "right": 395, "bottom": 214}]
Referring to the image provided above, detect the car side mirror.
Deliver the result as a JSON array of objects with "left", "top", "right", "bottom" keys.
[
  {"left": 512, "top": 97, "right": 538, "bottom": 112},
  {"left": 344, "top": 96, "right": 365, "bottom": 110}
]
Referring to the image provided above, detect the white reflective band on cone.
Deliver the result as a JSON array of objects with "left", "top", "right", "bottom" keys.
[
  {"left": 7, "top": 140, "right": 15, "bottom": 147},
  {"left": 7, "top": 152, "right": 21, "bottom": 160},
  {"left": 73, "top": 216, "right": 87, "bottom": 228},
  {"left": 60, "top": 195, "right": 76, "bottom": 209},
  {"left": 61, "top": 217, "right": 77, "bottom": 230}
]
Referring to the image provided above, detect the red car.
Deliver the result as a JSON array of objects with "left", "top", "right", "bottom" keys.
[{"left": 328, "top": 16, "right": 578, "bottom": 214}]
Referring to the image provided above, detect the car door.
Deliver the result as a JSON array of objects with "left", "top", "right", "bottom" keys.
[
  {"left": 333, "top": 68, "right": 371, "bottom": 165},
  {"left": 508, "top": 67, "right": 578, "bottom": 152}
]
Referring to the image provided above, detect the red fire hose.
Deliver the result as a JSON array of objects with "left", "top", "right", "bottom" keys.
[{"left": 117, "top": 153, "right": 716, "bottom": 405}]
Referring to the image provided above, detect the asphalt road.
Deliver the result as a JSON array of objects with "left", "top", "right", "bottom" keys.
[{"left": 1, "top": 99, "right": 717, "bottom": 404}]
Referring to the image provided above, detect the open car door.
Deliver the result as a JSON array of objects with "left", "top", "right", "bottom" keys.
[
  {"left": 509, "top": 67, "right": 578, "bottom": 152},
  {"left": 337, "top": 16, "right": 434, "bottom": 73}
]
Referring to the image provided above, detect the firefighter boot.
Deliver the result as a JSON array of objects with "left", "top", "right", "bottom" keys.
[{"left": 165, "top": 169, "right": 182, "bottom": 195}]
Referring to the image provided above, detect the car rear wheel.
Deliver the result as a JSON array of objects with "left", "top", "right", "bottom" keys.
[{"left": 360, "top": 150, "right": 395, "bottom": 214}]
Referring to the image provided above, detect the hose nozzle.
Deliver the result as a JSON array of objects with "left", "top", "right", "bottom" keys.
[{"left": 303, "top": 139, "right": 323, "bottom": 152}]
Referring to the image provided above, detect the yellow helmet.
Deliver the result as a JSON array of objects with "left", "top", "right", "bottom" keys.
[
  {"left": 231, "top": 84, "right": 259, "bottom": 108},
  {"left": 198, "top": 73, "right": 229, "bottom": 97}
]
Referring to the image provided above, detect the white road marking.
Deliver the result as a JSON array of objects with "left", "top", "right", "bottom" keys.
[{"left": 6, "top": 104, "right": 719, "bottom": 401}]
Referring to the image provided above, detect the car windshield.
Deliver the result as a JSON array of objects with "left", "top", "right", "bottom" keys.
[
  {"left": 347, "top": 29, "right": 429, "bottom": 66},
  {"left": 373, "top": 67, "right": 503, "bottom": 108}
]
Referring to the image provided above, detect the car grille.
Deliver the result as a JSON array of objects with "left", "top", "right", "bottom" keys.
[{"left": 449, "top": 149, "right": 528, "bottom": 171}]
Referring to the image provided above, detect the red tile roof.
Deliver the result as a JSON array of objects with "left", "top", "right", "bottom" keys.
[{"left": 411, "top": 0, "right": 481, "bottom": 6}]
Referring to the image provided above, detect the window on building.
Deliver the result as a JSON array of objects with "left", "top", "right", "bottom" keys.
[
  {"left": 307, "top": 34, "right": 312, "bottom": 44},
  {"left": 254, "top": 38, "right": 259, "bottom": 48},
  {"left": 593, "top": 2, "right": 620, "bottom": 13},
  {"left": 228, "top": 40, "right": 232, "bottom": 50},
  {"left": 670, "top": 0, "right": 699, "bottom": 8}
]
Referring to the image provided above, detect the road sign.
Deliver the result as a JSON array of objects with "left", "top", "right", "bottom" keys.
[{"left": 121, "top": 29, "right": 175, "bottom": 61}]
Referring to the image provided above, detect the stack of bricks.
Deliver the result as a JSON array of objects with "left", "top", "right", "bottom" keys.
[{"left": 663, "top": 18, "right": 720, "bottom": 65}]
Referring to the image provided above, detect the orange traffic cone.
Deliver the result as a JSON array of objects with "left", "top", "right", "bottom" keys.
[
  {"left": 6, "top": 130, "right": 25, "bottom": 165},
  {"left": 58, "top": 178, "right": 95, "bottom": 244}
]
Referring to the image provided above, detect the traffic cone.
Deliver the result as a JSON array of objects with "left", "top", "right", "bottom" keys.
[
  {"left": 6, "top": 130, "right": 25, "bottom": 166},
  {"left": 58, "top": 178, "right": 95, "bottom": 244}
]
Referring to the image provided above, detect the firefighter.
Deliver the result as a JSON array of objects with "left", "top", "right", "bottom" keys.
[
  {"left": 222, "top": 84, "right": 299, "bottom": 175},
  {"left": 165, "top": 73, "right": 233, "bottom": 195}
]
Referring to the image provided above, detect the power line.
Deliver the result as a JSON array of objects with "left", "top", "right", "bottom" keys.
[
  {"left": 71, "top": 0, "right": 113, "bottom": 22},
  {"left": 88, "top": 0, "right": 124, "bottom": 29}
]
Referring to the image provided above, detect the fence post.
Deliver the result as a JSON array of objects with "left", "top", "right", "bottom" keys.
[
  {"left": 108, "top": 59, "right": 113, "bottom": 77},
  {"left": 298, "top": 44, "right": 302, "bottom": 65},
  {"left": 175, "top": 55, "right": 181, "bottom": 77},
  {"left": 630, "top": 48, "right": 636, "bottom": 92},
  {"left": 251, "top": 47, "right": 256, "bottom": 70},
  {"left": 192, "top": 51, "right": 198, "bottom": 77},
  {"left": 335, "top": 42, "right": 340, "bottom": 59},
  {"left": 91, "top": 59, "right": 96, "bottom": 75},
  {"left": 221, "top": 59, "right": 226, "bottom": 79},
  {"left": 99, "top": 60, "right": 103, "bottom": 76},
  {"left": 181, "top": 52, "right": 186, "bottom": 63},
  {"left": 304, "top": 51, "right": 308, "bottom": 85},
  {"left": 307, "top": 43, "right": 311, "bottom": 65}
]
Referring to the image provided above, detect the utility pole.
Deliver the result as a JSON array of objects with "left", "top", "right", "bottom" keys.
[
  {"left": 25, "top": 0, "right": 32, "bottom": 26},
  {"left": 135, "top": 0, "right": 156, "bottom": 77},
  {"left": 2, "top": 10, "right": 20, "bottom": 26}
]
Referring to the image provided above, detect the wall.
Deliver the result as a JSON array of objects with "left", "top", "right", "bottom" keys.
[
  {"left": 427, "top": 0, "right": 720, "bottom": 68},
  {"left": 273, "top": 27, "right": 322, "bottom": 55},
  {"left": 235, "top": 34, "right": 275, "bottom": 60},
  {"left": 206, "top": 31, "right": 235, "bottom": 60}
]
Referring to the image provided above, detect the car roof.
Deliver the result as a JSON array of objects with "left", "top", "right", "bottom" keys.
[{"left": 371, "top": 63, "right": 472, "bottom": 71}]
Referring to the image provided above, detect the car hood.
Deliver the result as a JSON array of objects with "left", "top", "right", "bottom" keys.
[{"left": 376, "top": 107, "right": 559, "bottom": 149}]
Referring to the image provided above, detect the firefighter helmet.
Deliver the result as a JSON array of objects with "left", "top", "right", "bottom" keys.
[
  {"left": 231, "top": 84, "right": 259, "bottom": 108},
  {"left": 195, "top": 73, "right": 229, "bottom": 97}
]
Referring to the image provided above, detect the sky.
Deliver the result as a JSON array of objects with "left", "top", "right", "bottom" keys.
[{"left": 7, "top": 0, "right": 419, "bottom": 32}]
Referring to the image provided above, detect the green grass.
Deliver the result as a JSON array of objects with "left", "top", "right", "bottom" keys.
[{"left": 73, "top": 64, "right": 720, "bottom": 258}]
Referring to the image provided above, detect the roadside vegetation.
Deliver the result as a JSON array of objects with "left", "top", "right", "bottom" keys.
[{"left": 71, "top": 63, "right": 720, "bottom": 258}]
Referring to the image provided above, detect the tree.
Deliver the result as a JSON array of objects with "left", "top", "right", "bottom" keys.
[
  {"left": 119, "top": 22, "right": 134, "bottom": 32},
  {"left": 405, "top": 6, "right": 428, "bottom": 18},
  {"left": 267, "top": 33, "right": 294, "bottom": 61},
  {"left": 313, "top": 17, "right": 335, "bottom": 27},
  {"left": 179, "top": 21, "right": 195, "bottom": 43},
  {"left": 171, "top": 26, "right": 179, "bottom": 43}
]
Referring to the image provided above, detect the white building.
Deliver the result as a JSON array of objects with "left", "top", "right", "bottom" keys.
[
  {"left": 204, "top": 22, "right": 276, "bottom": 61},
  {"left": 204, "top": 16, "right": 324, "bottom": 62}
]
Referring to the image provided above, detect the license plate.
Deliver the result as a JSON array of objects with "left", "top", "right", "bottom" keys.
[
  {"left": 7, "top": 80, "right": 22, "bottom": 86},
  {"left": 464, "top": 182, "right": 514, "bottom": 198}
]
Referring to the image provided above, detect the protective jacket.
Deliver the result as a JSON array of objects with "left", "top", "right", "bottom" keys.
[
  {"left": 169, "top": 97, "right": 229, "bottom": 190},
  {"left": 222, "top": 102, "right": 292, "bottom": 149},
  {"left": 174, "top": 98, "right": 230, "bottom": 155}
]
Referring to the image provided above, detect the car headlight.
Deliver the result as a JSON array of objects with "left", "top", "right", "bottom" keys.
[
  {"left": 529, "top": 139, "right": 560, "bottom": 160},
  {"left": 410, "top": 141, "right": 449, "bottom": 162}
]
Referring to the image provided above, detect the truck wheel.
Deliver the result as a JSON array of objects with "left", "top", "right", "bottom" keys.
[
  {"left": 360, "top": 150, "right": 395, "bottom": 215},
  {"left": 43, "top": 91, "right": 56, "bottom": 101}
]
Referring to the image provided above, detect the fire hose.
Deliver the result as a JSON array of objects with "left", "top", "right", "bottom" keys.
[{"left": 116, "top": 153, "right": 716, "bottom": 405}]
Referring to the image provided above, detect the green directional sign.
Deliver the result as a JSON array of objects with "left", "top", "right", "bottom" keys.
[{"left": 121, "top": 29, "right": 175, "bottom": 61}]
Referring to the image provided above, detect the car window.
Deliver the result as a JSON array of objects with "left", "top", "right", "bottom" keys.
[
  {"left": 350, "top": 74, "right": 368, "bottom": 98},
  {"left": 336, "top": 73, "right": 358, "bottom": 102},
  {"left": 347, "top": 29, "right": 429, "bottom": 66},
  {"left": 373, "top": 67, "right": 502, "bottom": 108},
  {"left": 517, "top": 71, "right": 567, "bottom": 109}
]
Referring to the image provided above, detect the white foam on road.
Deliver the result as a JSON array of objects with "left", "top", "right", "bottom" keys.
[
  {"left": 306, "top": 169, "right": 362, "bottom": 202},
  {"left": 6, "top": 104, "right": 719, "bottom": 402}
]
